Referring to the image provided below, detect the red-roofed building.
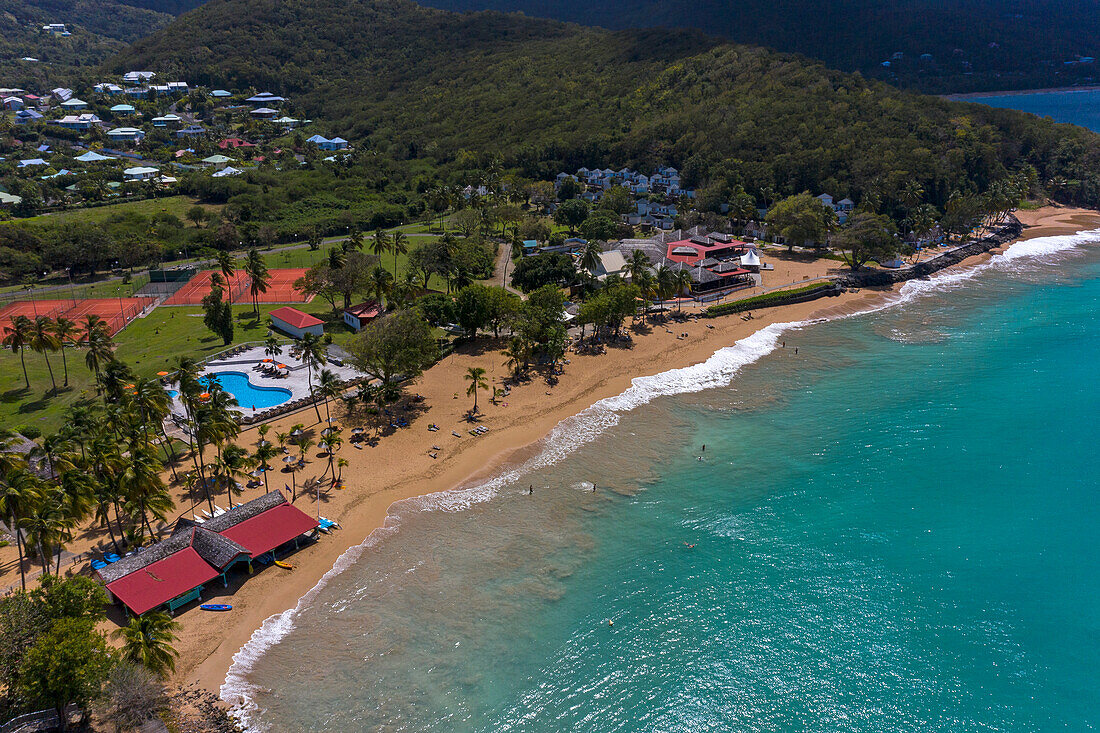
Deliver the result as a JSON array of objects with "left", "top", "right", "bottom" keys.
[
  {"left": 664, "top": 237, "right": 749, "bottom": 265},
  {"left": 270, "top": 306, "right": 324, "bottom": 338},
  {"left": 342, "top": 301, "right": 382, "bottom": 332},
  {"left": 98, "top": 491, "right": 319, "bottom": 616},
  {"left": 218, "top": 137, "right": 256, "bottom": 150},
  {"left": 217, "top": 503, "right": 319, "bottom": 557},
  {"left": 104, "top": 549, "right": 218, "bottom": 616}
]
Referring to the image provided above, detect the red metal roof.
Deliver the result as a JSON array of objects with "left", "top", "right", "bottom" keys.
[
  {"left": 344, "top": 301, "right": 382, "bottom": 319},
  {"left": 664, "top": 238, "right": 747, "bottom": 265},
  {"left": 103, "top": 549, "right": 219, "bottom": 616},
  {"left": 269, "top": 306, "right": 323, "bottom": 329},
  {"left": 217, "top": 503, "right": 319, "bottom": 557}
]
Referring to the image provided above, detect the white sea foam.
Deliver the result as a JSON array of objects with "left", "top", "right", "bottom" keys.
[{"left": 221, "top": 227, "right": 1099, "bottom": 731}]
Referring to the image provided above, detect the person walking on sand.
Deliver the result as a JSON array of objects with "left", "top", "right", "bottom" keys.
[{"left": 529, "top": 484, "right": 534, "bottom": 495}]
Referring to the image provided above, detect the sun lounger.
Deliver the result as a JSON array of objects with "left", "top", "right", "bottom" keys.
[
  {"left": 105, "top": 553, "right": 120, "bottom": 563},
  {"left": 193, "top": 514, "right": 205, "bottom": 523}
]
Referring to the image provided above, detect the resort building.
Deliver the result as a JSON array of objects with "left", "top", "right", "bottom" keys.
[
  {"left": 96, "top": 491, "right": 319, "bottom": 616},
  {"left": 342, "top": 301, "right": 382, "bottom": 332},
  {"left": 306, "top": 134, "right": 349, "bottom": 151},
  {"left": 270, "top": 306, "right": 324, "bottom": 338},
  {"left": 123, "top": 166, "right": 159, "bottom": 181}
]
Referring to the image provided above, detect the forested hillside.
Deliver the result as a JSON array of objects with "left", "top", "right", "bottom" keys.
[
  {"left": 0, "top": 0, "right": 174, "bottom": 86},
  {"left": 415, "top": 0, "right": 1100, "bottom": 93},
  {"left": 108, "top": 0, "right": 1100, "bottom": 211}
]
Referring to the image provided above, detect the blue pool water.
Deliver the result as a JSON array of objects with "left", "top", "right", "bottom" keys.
[
  {"left": 226, "top": 232, "right": 1100, "bottom": 731},
  {"left": 209, "top": 371, "right": 292, "bottom": 410}
]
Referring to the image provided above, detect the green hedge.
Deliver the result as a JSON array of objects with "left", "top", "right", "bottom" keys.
[{"left": 703, "top": 282, "right": 837, "bottom": 317}]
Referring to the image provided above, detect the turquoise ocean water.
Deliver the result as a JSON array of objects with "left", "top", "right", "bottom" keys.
[
  {"left": 224, "top": 232, "right": 1100, "bottom": 732},
  {"left": 967, "top": 88, "right": 1100, "bottom": 132}
]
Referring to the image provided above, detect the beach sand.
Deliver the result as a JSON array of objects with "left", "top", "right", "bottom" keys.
[{"left": 5, "top": 206, "right": 1095, "bottom": 707}]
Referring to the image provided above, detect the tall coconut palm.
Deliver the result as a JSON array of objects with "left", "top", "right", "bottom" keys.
[
  {"left": 244, "top": 248, "right": 270, "bottom": 315},
  {"left": 210, "top": 444, "right": 248, "bottom": 505},
  {"left": 0, "top": 455, "right": 36, "bottom": 590},
  {"left": 52, "top": 316, "right": 78, "bottom": 387},
  {"left": 264, "top": 335, "right": 283, "bottom": 362},
  {"left": 369, "top": 266, "right": 394, "bottom": 309},
  {"left": 316, "top": 368, "right": 342, "bottom": 425},
  {"left": 123, "top": 447, "right": 173, "bottom": 542},
  {"left": 370, "top": 229, "right": 391, "bottom": 265},
  {"left": 465, "top": 366, "right": 488, "bottom": 414},
  {"left": 391, "top": 232, "right": 409, "bottom": 277},
  {"left": 2, "top": 315, "right": 34, "bottom": 389},
  {"left": 29, "top": 316, "right": 60, "bottom": 392},
  {"left": 252, "top": 440, "right": 278, "bottom": 491},
  {"left": 345, "top": 228, "right": 364, "bottom": 252},
  {"left": 290, "top": 332, "right": 327, "bottom": 423},
  {"left": 113, "top": 612, "right": 181, "bottom": 678},
  {"left": 83, "top": 326, "right": 115, "bottom": 389},
  {"left": 216, "top": 250, "right": 237, "bottom": 305},
  {"left": 580, "top": 240, "right": 602, "bottom": 276},
  {"left": 674, "top": 267, "right": 694, "bottom": 313}
]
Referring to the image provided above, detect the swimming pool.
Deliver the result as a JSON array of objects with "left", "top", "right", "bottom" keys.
[{"left": 208, "top": 371, "right": 293, "bottom": 410}]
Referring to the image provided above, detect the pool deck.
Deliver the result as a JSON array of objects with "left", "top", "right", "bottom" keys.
[{"left": 169, "top": 345, "right": 361, "bottom": 419}]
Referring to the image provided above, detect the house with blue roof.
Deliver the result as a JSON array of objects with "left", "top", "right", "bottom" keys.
[
  {"left": 14, "top": 109, "right": 43, "bottom": 124},
  {"left": 109, "top": 103, "right": 136, "bottom": 115},
  {"left": 306, "top": 134, "right": 349, "bottom": 151},
  {"left": 107, "top": 127, "right": 145, "bottom": 144},
  {"left": 18, "top": 158, "right": 48, "bottom": 168},
  {"left": 176, "top": 125, "right": 206, "bottom": 138},
  {"left": 60, "top": 97, "right": 87, "bottom": 110},
  {"left": 210, "top": 89, "right": 233, "bottom": 98},
  {"left": 245, "top": 92, "right": 285, "bottom": 106}
]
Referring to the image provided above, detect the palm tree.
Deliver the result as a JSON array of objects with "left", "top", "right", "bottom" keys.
[
  {"left": 345, "top": 228, "right": 364, "bottom": 252},
  {"left": 370, "top": 229, "right": 391, "bottom": 265},
  {"left": 316, "top": 368, "right": 342, "bottom": 425},
  {"left": 216, "top": 250, "right": 237, "bottom": 305},
  {"left": 579, "top": 240, "right": 602, "bottom": 275},
  {"left": 2, "top": 315, "right": 34, "bottom": 389},
  {"left": 502, "top": 337, "right": 527, "bottom": 378},
  {"left": 52, "top": 316, "right": 78, "bottom": 387},
  {"left": 29, "top": 316, "right": 60, "bottom": 392},
  {"left": 264, "top": 335, "right": 283, "bottom": 362},
  {"left": 113, "top": 612, "right": 181, "bottom": 678},
  {"left": 290, "top": 332, "right": 327, "bottom": 423},
  {"left": 210, "top": 444, "right": 249, "bottom": 505},
  {"left": 252, "top": 440, "right": 278, "bottom": 491},
  {"left": 465, "top": 366, "right": 488, "bottom": 414},
  {"left": 244, "top": 248, "right": 270, "bottom": 315},
  {"left": 369, "top": 266, "right": 394, "bottom": 309},
  {"left": 391, "top": 231, "right": 409, "bottom": 276},
  {"left": 626, "top": 249, "right": 650, "bottom": 283},
  {"left": 82, "top": 324, "right": 115, "bottom": 389},
  {"left": 674, "top": 267, "right": 693, "bottom": 313},
  {"left": 123, "top": 447, "right": 174, "bottom": 543},
  {"left": 0, "top": 457, "right": 36, "bottom": 590}
]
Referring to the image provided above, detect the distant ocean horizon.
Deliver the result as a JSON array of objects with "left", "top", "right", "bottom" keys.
[
  {"left": 224, "top": 231, "right": 1100, "bottom": 732},
  {"left": 963, "top": 87, "right": 1100, "bottom": 132}
]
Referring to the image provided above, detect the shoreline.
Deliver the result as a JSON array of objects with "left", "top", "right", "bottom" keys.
[
  {"left": 944, "top": 84, "right": 1100, "bottom": 100},
  {"left": 104, "top": 206, "right": 1100, "bottom": 706}
]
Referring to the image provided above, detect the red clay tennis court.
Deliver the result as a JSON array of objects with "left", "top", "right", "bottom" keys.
[
  {"left": 0, "top": 297, "right": 149, "bottom": 336},
  {"left": 162, "top": 268, "right": 313, "bottom": 305},
  {"left": 163, "top": 270, "right": 251, "bottom": 306}
]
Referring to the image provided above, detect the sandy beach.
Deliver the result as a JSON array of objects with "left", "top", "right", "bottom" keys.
[{"left": 4, "top": 206, "right": 1096, "bottom": 710}]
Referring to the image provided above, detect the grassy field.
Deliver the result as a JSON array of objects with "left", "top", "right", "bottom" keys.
[
  {"left": 20, "top": 195, "right": 218, "bottom": 226},
  {"left": 0, "top": 300, "right": 353, "bottom": 435}
]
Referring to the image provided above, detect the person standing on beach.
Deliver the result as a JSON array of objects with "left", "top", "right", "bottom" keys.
[{"left": 529, "top": 484, "right": 534, "bottom": 495}]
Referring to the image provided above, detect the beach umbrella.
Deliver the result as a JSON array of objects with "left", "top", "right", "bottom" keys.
[
  {"left": 282, "top": 455, "right": 296, "bottom": 464},
  {"left": 250, "top": 469, "right": 264, "bottom": 478},
  {"left": 156, "top": 371, "right": 170, "bottom": 376},
  {"left": 261, "top": 358, "right": 273, "bottom": 362},
  {"left": 291, "top": 428, "right": 303, "bottom": 437},
  {"left": 125, "top": 383, "right": 135, "bottom": 389},
  {"left": 276, "top": 363, "right": 287, "bottom": 369},
  {"left": 351, "top": 427, "right": 364, "bottom": 435},
  {"left": 199, "top": 392, "right": 211, "bottom": 400},
  {"left": 321, "top": 427, "right": 337, "bottom": 436}
]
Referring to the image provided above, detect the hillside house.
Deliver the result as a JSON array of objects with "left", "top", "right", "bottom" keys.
[
  {"left": 246, "top": 92, "right": 285, "bottom": 107},
  {"left": 3, "top": 96, "right": 23, "bottom": 110},
  {"left": 122, "top": 71, "right": 155, "bottom": 84},
  {"left": 152, "top": 113, "right": 182, "bottom": 127},
  {"left": 55, "top": 113, "right": 101, "bottom": 130},
  {"left": 14, "top": 109, "right": 43, "bottom": 124},
  {"left": 124, "top": 166, "right": 159, "bottom": 181},
  {"left": 306, "top": 134, "right": 348, "bottom": 151},
  {"left": 107, "top": 127, "right": 145, "bottom": 143},
  {"left": 60, "top": 97, "right": 87, "bottom": 110}
]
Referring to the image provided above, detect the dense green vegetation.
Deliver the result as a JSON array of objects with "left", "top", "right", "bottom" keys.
[
  {"left": 0, "top": 0, "right": 175, "bottom": 87},
  {"left": 418, "top": 0, "right": 1100, "bottom": 94},
  {"left": 703, "top": 282, "right": 838, "bottom": 317},
  {"left": 108, "top": 0, "right": 1100, "bottom": 215}
]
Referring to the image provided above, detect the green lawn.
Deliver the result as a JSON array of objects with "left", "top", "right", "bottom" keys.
[
  {"left": 19, "top": 195, "right": 218, "bottom": 226},
  {"left": 0, "top": 300, "right": 352, "bottom": 434}
]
